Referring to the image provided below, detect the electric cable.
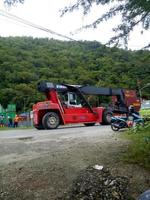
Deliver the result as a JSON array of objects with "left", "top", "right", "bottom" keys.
[{"left": 0, "top": 9, "right": 76, "bottom": 41}]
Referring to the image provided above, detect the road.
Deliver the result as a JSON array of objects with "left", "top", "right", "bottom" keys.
[
  {"left": 0, "top": 125, "right": 114, "bottom": 165},
  {"left": 0, "top": 125, "right": 149, "bottom": 200},
  {"left": 0, "top": 124, "right": 112, "bottom": 139}
]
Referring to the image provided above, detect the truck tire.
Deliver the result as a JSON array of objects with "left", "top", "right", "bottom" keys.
[
  {"left": 101, "top": 110, "right": 113, "bottom": 125},
  {"left": 42, "top": 112, "right": 60, "bottom": 129},
  {"left": 84, "top": 123, "right": 95, "bottom": 126}
]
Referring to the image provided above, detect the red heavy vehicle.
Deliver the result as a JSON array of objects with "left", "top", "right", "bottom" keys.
[{"left": 32, "top": 82, "right": 141, "bottom": 129}]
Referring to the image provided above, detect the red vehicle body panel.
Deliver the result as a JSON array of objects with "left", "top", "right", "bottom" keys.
[
  {"left": 33, "top": 100, "right": 104, "bottom": 126},
  {"left": 112, "top": 90, "right": 141, "bottom": 112},
  {"left": 123, "top": 89, "right": 141, "bottom": 111},
  {"left": 62, "top": 107, "right": 103, "bottom": 124}
]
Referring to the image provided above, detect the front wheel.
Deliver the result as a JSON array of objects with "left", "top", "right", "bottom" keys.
[
  {"left": 111, "top": 123, "right": 119, "bottom": 131},
  {"left": 102, "top": 110, "right": 113, "bottom": 125},
  {"left": 42, "top": 112, "right": 60, "bottom": 129}
]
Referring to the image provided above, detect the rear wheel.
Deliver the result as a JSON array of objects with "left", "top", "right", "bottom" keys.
[
  {"left": 84, "top": 123, "right": 95, "bottom": 126},
  {"left": 101, "top": 110, "right": 113, "bottom": 125},
  {"left": 42, "top": 112, "right": 60, "bottom": 129}
]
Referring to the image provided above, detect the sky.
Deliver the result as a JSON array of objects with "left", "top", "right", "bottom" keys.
[{"left": 0, "top": 0, "right": 149, "bottom": 50}]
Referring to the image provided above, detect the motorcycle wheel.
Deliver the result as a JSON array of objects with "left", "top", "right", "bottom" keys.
[{"left": 111, "top": 124, "right": 119, "bottom": 131}]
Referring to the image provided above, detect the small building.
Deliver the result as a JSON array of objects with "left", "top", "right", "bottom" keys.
[{"left": 0, "top": 104, "right": 16, "bottom": 126}]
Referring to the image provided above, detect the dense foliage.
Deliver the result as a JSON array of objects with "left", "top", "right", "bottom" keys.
[{"left": 0, "top": 37, "right": 150, "bottom": 112}]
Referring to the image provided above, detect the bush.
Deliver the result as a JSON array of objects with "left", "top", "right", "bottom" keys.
[{"left": 123, "top": 122, "right": 150, "bottom": 170}]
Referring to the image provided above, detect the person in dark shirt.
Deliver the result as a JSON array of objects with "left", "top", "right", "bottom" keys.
[
  {"left": 8, "top": 117, "right": 13, "bottom": 127},
  {"left": 128, "top": 105, "right": 140, "bottom": 120}
]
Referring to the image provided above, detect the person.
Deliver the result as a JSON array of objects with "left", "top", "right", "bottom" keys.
[
  {"left": 128, "top": 105, "right": 140, "bottom": 119},
  {"left": 127, "top": 105, "right": 142, "bottom": 127},
  {"left": 0, "top": 115, "right": 4, "bottom": 127},
  {"left": 114, "top": 101, "right": 120, "bottom": 110},
  {"left": 14, "top": 115, "right": 19, "bottom": 128},
  {"left": 8, "top": 116, "right": 13, "bottom": 127}
]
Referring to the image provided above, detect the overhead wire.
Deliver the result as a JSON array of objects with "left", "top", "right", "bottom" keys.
[
  {"left": 0, "top": 14, "right": 30, "bottom": 30},
  {"left": 0, "top": 9, "right": 76, "bottom": 41}
]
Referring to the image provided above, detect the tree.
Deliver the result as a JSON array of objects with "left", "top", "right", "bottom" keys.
[
  {"left": 4, "top": 0, "right": 24, "bottom": 6},
  {"left": 0, "top": 36, "right": 150, "bottom": 111},
  {"left": 61, "top": 0, "right": 150, "bottom": 48}
]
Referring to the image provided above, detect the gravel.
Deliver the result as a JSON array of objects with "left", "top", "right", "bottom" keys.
[{"left": 63, "top": 166, "right": 132, "bottom": 200}]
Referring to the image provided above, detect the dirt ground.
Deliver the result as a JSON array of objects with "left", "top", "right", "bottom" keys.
[{"left": 0, "top": 125, "right": 149, "bottom": 200}]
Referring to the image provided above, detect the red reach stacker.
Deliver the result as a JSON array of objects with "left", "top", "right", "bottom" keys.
[{"left": 33, "top": 82, "right": 141, "bottom": 129}]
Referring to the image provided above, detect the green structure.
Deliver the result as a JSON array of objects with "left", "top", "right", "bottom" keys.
[{"left": 0, "top": 104, "right": 16, "bottom": 126}]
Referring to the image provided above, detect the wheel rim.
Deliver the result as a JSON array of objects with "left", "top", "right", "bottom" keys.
[
  {"left": 48, "top": 115, "right": 57, "bottom": 126},
  {"left": 106, "top": 114, "right": 112, "bottom": 123},
  {"left": 113, "top": 127, "right": 119, "bottom": 131},
  {"left": 42, "top": 112, "right": 60, "bottom": 129}
]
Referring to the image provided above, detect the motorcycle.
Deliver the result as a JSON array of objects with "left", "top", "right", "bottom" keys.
[{"left": 111, "top": 113, "right": 144, "bottom": 131}]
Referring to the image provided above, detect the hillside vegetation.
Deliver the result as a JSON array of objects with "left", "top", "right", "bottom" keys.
[
  {"left": 123, "top": 123, "right": 150, "bottom": 170},
  {"left": 0, "top": 37, "right": 150, "bottom": 112}
]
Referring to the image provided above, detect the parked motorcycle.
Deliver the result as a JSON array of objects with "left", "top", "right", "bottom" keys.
[{"left": 111, "top": 113, "right": 144, "bottom": 131}]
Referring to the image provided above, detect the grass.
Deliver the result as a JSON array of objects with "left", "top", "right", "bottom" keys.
[
  {"left": 139, "top": 109, "right": 150, "bottom": 120},
  {"left": 122, "top": 122, "right": 150, "bottom": 170}
]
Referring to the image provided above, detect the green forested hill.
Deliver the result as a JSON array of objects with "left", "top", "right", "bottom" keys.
[{"left": 0, "top": 37, "right": 150, "bottom": 112}]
